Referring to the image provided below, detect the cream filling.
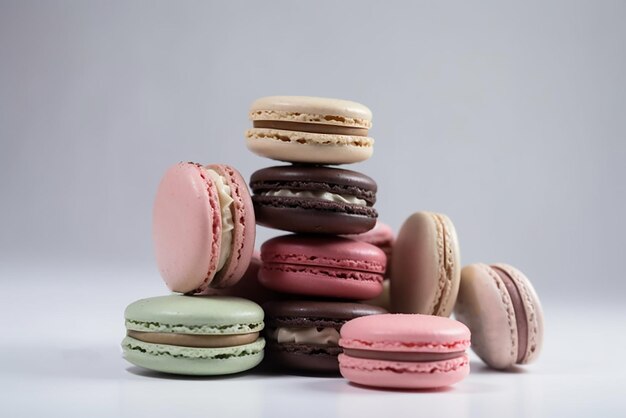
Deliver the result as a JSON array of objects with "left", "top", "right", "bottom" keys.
[
  {"left": 269, "top": 327, "right": 340, "bottom": 345},
  {"left": 205, "top": 169, "right": 234, "bottom": 271},
  {"left": 261, "top": 189, "right": 367, "bottom": 206}
]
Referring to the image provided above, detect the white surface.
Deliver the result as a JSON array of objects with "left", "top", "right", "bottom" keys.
[{"left": 1, "top": 261, "right": 623, "bottom": 417}]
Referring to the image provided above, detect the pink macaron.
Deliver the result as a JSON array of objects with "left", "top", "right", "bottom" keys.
[
  {"left": 152, "top": 162, "right": 255, "bottom": 294},
  {"left": 339, "top": 314, "right": 470, "bottom": 389},
  {"left": 259, "top": 235, "right": 386, "bottom": 299}
]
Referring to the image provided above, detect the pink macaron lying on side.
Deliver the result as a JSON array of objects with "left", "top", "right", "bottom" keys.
[
  {"left": 338, "top": 314, "right": 470, "bottom": 389},
  {"left": 259, "top": 235, "right": 386, "bottom": 300},
  {"left": 152, "top": 162, "right": 255, "bottom": 294}
]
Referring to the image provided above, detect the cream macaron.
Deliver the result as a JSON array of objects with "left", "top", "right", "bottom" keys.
[{"left": 246, "top": 96, "right": 373, "bottom": 164}]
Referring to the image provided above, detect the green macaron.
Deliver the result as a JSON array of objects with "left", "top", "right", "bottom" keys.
[{"left": 122, "top": 295, "right": 265, "bottom": 375}]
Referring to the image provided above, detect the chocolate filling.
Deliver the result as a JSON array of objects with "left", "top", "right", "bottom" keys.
[
  {"left": 491, "top": 266, "right": 528, "bottom": 362},
  {"left": 253, "top": 120, "right": 369, "bottom": 136},
  {"left": 127, "top": 330, "right": 259, "bottom": 348},
  {"left": 343, "top": 349, "right": 465, "bottom": 362}
]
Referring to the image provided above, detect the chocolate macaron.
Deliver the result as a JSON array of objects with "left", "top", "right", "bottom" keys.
[
  {"left": 250, "top": 165, "right": 378, "bottom": 234},
  {"left": 263, "top": 300, "right": 386, "bottom": 373}
]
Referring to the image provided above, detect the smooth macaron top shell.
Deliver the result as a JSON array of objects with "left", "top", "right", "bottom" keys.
[
  {"left": 264, "top": 301, "right": 387, "bottom": 329},
  {"left": 261, "top": 235, "right": 387, "bottom": 274},
  {"left": 153, "top": 163, "right": 221, "bottom": 294},
  {"left": 206, "top": 164, "right": 255, "bottom": 289},
  {"left": 340, "top": 314, "right": 470, "bottom": 353},
  {"left": 125, "top": 295, "right": 264, "bottom": 334},
  {"left": 455, "top": 263, "right": 544, "bottom": 369},
  {"left": 391, "top": 211, "right": 461, "bottom": 316},
  {"left": 249, "top": 96, "right": 372, "bottom": 128}
]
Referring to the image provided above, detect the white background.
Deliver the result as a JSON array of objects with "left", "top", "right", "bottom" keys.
[{"left": 1, "top": 1, "right": 625, "bottom": 416}]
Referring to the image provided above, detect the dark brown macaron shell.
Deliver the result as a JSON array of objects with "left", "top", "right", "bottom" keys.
[
  {"left": 263, "top": 300, "right": 386, "bottom": 373},
  {"left": 250, "top": 165, "right": 378, "bottom": 234}
]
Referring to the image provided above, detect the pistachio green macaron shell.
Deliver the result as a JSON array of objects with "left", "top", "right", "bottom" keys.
[
  {"left": 122, "top": 336, "right": 265, "bottom": 375},
  {"left": 122, "top": 295, "right": 265, "bottom": 375},
  {"left": 124, "top": 295, "right": 265, "bottom": 334}
]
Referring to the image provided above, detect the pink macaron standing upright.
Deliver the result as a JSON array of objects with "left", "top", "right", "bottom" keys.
[
  {"left": 338, "top": 314, "right": 471, "bottom": 389},
  {"left": 152, "top": 162, "right": 256, "bottom": 294},
  {"left": 259, "top": 235, "right": 386, "bottom": 300}
]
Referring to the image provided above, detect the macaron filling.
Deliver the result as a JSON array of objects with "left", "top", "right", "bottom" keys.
[
  {"left": 268, "top": 327, "right": 340, "bottom": 345},
  {"left": 259, "top": 189, "right": 367, "bottom": 206},
  {"left": 491, "top": 266, "right": 528, "bottom": 362},
  {"left": 342, "top": 349, "right": 465, "bottom": 362},
  {"left": 253, "top": 120, "right": 369, "bottom": 136},
  {"left": 127, "top": 330, "right": 260, "bottom": 348},
  {"left": 203, "top": 168, "right": 234, "bottom": 272}
]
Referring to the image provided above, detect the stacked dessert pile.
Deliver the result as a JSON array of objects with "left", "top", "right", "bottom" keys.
[
  {"left": 245, "top": 96, "right": 389, "bottom": 372},
  {"left": 120, "top": 95, "right": 545, "bottom": 390}
]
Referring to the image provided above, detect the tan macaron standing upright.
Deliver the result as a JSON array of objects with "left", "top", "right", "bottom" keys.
[
  {"left": 246, "top": 96, "right": 374, "bottom": 165},
  {"left": 390, "top": 211, "right": 461, "bottom": 316}
]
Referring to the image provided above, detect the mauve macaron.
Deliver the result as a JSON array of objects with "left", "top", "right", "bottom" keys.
[
  {"left": 153, "top": 162, "right": 255, "bottom": 294},
  {"left": 250, "top": 165, "right": 378, "bottom": 235},
  {"left": 260, "top": 235, "right": 386, "bottom": 300},
  {"left": 454, "top": 263, "right": 545, "bottom": 370},
  {"left": 339, "top": 314, "right": 471, "bottom": 389},
  {"left": 391, "top": 212, "right": 461, "bottom": 316}
]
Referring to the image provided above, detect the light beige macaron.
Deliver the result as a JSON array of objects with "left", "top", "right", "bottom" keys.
[
  {"left": 246, "top": 96, "right": 374, "bottom": 164},
  {"left": 454, "top": 263, "right": 544, "bottom": 369},
  {"left": 390, "top": 212, "right": 461, "bottom": 316}
]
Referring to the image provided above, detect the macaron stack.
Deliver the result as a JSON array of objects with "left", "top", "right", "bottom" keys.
[
  {"left": 120, "top": 94, "right": 547, "bottom": 390},
  {"left": 121, "top": 163, "right": 266, "bottom": 376},
  {"left": 245, "top": 96, "right": 389, "bottom": 372}
]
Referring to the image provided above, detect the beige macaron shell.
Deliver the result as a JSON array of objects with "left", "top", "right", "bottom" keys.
[
  {"left": 492, "top": 263, "right": 544, "bottom": 364},
  {"left": 245, "top": 129, "right": 373, "bottom": 164},
  {"left": 455, "top": 263, "right": 518, "bottom": 369},
  {"left": 249, "top": 96, "right": 372, "bottom": 128},
  {"left": 390, "top": 212, "right": 460, "bottom": 316}
]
